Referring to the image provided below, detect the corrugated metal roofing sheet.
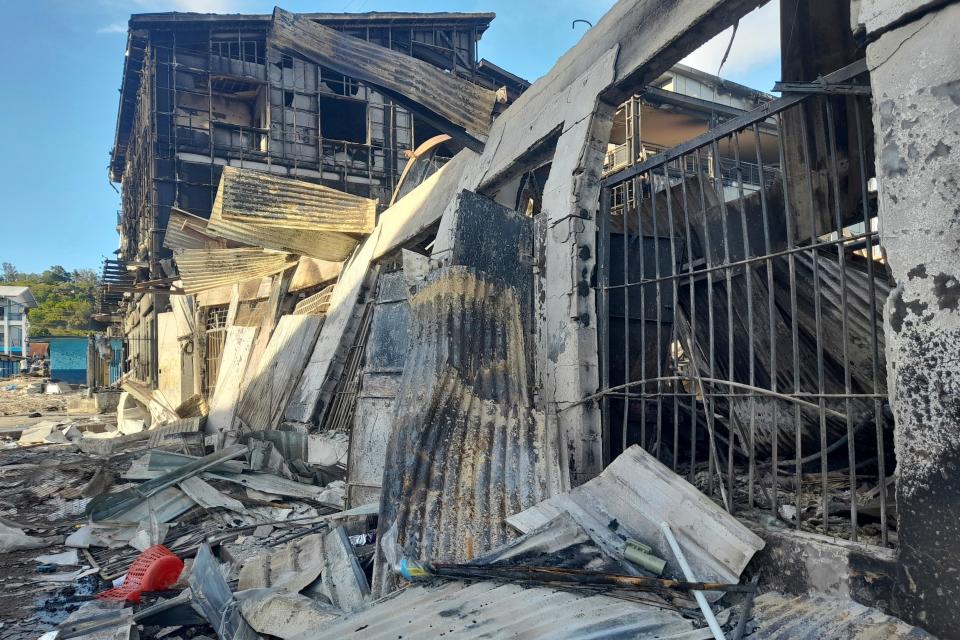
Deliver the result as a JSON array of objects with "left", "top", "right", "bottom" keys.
[
  {"left": 376, "top": 267, "right": 552, "bottom": 579},
  {"left": 163, "top": 208, "right": 232, "bottom": 251},
  {"left": 209, "top": 172, "right": 362, "bottom": 262},
  {"left": 746, "top": 592, "right": 935, "bottom": 639},
  {"left": 217, "top": 166, "right": 376, "bottom": 233},
  {"left": 296, "top": 580, "right": 715, "bottom": 640},
  {"left": 270, "top": 9, "right": 497, "bottom": 144},
  {"left": 175, "top": 248, "right": 296, "bottom": 294}
]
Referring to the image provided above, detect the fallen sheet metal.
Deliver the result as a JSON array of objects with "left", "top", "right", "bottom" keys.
[
  {"left": 189, "top": 543, "right": 259, "bottom": 640},
  {"left": 269, "top": 9, "right": 497, "bottom": 148},
  {"left": 291, "top": 579, "right": 715, "bottom": 640},
  {"left": 178, "top": 476, "right": 247, "bottom": 513},
  {"left": 203, "top": 470, "right": 334, "bottom": 502},
  {"left": 55, "top": 600, "right": 135, "bottom": 640},
  {"left": 320, "top": 526, "right": 370, "bottom": 613},
  {"left": 238, "top": 590, "right": 341, "bottom": 639},
  {"left": 86, "top": 445, "right": 247, "bottom": 521},
  {"left": 175, "top": 248, "right": 296, "bottom": 294},
  {"left": 243, "top": 430, "right": 349, "bottom": 474},
  {"left": 147, "top": 416, "right": 203, "bottom": 447},
  {"left": 216, "top": 165, "right": 375, "bottom": 230},
  {"left": 163, "top": 207, "right": 233, "bottom": 251},
  {"left": 145, "top": 450, "right": 245, "bottom": 475},
  {"left": 111, "top": 486, "right": 196, "bottom": 524},
  {"left": 208, "top": 171, "right": 362, "bottom": 262},
  {"left": 472, "top": 512, "right": 616, "bottom": 573},
  {"left": 238, "top": 532, "right": 326, "bottom": 592},
  {"left": 507, "top": 445, "right": 765, "bottom": 593}
]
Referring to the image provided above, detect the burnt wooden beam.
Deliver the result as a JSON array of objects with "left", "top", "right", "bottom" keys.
[{"left": 269, "top": 7, "right": 496, "bottom": 151}]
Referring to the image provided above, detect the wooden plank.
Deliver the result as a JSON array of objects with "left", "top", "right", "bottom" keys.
[
  {"left": 235, "top": 314, "right": 325, "bottom": 430},
  {"left": 283, "top": 230, "right": 380, "bottom": 424},
  {"left": 269, "top": 8, "right": 497, "bottom": 145},
  {"left": 206, "top": 326, "right": 258, "bottom": 434},
  {"left": 507, "top": 445, "right": 765, "bottom": 591}
]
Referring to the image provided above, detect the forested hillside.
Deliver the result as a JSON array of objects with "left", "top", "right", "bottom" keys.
[{"left": 1, "top": 262, "right": 98, "bottom": 337}]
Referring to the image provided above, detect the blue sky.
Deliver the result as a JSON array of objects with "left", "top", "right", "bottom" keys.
[{"left": 0, "top": 0, "right": 780, "bottom": 274}]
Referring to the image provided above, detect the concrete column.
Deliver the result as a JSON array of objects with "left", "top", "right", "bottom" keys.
[{"left": 864, "top": 1, "right": 960, "bottom": 635}]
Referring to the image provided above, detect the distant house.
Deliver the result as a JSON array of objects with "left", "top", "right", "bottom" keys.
[{"left": 0, "top": 286, "right": 37, "bottom": 357}]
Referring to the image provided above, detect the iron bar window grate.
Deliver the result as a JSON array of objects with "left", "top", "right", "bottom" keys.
[{"left": 596, "top": 62, "right": 892, "bottom": 546}]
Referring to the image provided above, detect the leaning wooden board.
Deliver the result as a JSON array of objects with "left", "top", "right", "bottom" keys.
[
  {"left": 235, "top": 315, "right": 324, "bottom": 431},
  {"left": 206, "top": 326, "right": 258, "bottom": 434}
]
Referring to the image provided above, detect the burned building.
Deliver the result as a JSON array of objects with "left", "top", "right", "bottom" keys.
[
  {"left": 69, "top": 1, "right": 960, "bottom": 638},
  {"left": 106, "top": 10, "right": 510, "bottom": 390}
]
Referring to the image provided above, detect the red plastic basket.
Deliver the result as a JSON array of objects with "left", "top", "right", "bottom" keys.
[{"left": 97, "top": 545, "right": 184, "bottom": 603}]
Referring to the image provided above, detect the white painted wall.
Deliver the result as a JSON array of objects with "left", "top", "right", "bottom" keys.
[{"left": 0, "top": 296, "right": 29, "bottom": 357}]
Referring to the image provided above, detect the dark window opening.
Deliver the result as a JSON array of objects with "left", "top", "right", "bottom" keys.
[
  {"left": 320, "top": 96, "right": 368, "bottom": 144},
  {"left": 515, "top": 163, "right": 552, "bottom": 216},
  {"left": 319, "top": 67, "right": 360, "bottom": 97}
]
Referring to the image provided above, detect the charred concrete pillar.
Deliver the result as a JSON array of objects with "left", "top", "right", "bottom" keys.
[{"left": 862, "top": 1, "right": 960, "bottom": 635}]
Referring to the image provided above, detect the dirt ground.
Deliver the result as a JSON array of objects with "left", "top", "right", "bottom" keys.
[{"left": 0, "top": 377, "right": 68, "bottom": 416}]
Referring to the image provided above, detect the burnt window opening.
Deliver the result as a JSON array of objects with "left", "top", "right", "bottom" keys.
[
  {"left": 320, "top": 95, "right": 368, "bottom": 144},
  {"left": 175, "top": 74, "right": 268, "bottom": 154},
  {"left": 515, "top": 163, "right": 552, "bottom": 216},
  {"left": 319, "top": 67, "right": 361, "bottom": 97},
  {"left": 210, "top": 38, "right": 265, "bottom": 65}
]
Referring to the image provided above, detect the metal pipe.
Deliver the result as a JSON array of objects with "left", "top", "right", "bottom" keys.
[{"left": 660, "top": 522, "right": 727, "bottom": 640}]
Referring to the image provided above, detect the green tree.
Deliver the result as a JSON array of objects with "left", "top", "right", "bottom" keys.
[
  {"left": 3, "top": 264, "right": 100, "bottom": 337},
  {"left": 1, "top": 263, "right": 17, "bottom": 282}
]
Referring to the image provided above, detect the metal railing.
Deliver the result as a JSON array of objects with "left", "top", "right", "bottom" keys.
[
  {"left": 596, "top": 60, "right": 892, "bottom": 545},
  {"left": 204, "top": 306, "right": 229, "bottom": 397}
]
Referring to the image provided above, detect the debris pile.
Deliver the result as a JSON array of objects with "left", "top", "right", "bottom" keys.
[{"left": 2, "top": 0, "right": 949, "bottom": 637}]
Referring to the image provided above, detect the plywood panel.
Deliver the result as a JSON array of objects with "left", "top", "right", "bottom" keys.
[
  {"left": 236, "top": 315, "right": 324, "bottom": 430},
  {"left": 206, "top": 326, "right": 258, "bottom": 434}
]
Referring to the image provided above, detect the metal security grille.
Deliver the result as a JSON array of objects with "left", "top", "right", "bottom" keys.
[
  {"left": 204, "top": 306, "right": 229, "bottom": 396},
  {"left": 596, "top": 60, "right": 893, "bottom": 545}
]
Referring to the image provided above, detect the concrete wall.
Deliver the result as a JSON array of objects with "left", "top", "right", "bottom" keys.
[
  {"left": 861, "top": 1, "right": 960, "bottom": 636},
  {"left": 157, "top": 311, "right": 193, "bottom": 407}
]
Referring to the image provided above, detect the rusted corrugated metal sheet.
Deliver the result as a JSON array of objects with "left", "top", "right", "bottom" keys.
[
  {"left": 217, "top": 166, "right": 376, "bottom": 233},
  {"left": 295, "top": 580, "right": 715, "bottom": 640},
  {"left": 376, "top": 267, "right": 551, "bottom": 577},
  {"left": 746, "top": 593, "right": 934, "bottom": 639},
  {"left": 207, "top": 168, "right": 367, "bottom": 262},
  {"left": 175, "top": 248, "right": 296, "bottom": 293},
  {"left": 163, "top": 208, "right": 232, "bottom": 251},
  {"left": 269, "top": 9, "right": 497, "bottom": 148}
]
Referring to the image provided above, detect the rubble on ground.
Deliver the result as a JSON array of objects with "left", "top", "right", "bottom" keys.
[{"left": 3, "top": 0, "right": 951, "bottom": 637}]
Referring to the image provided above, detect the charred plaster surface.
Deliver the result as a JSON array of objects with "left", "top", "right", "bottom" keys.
[
  {"left": 858, "top": 0, "right": 956, "bottom": 36},
  {"left": 868, "top": 4, "right": 960, "bottom": 636},
  {"left": 746, "top": 523, "right": 898, "bottom": 612}
]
